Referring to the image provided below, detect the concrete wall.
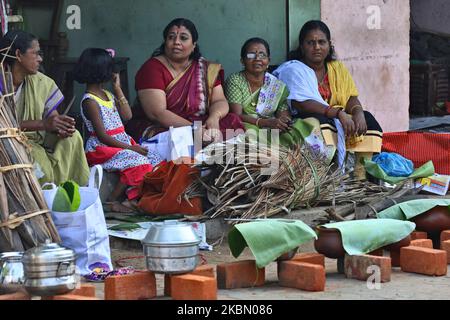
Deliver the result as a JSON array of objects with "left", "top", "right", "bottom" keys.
[
  {"left": 411, "top": 0, "right": 450, "bottom": 35},
  {"left": 58, "top": 0, "right": 291, "bottom": 104},
  {"left": 321, "top": 0, "right": 410, "bottom": 132},
  {"left": 288, "top": 0, "right": 321, "bottom": 52},
  {"left": 16, "top": 0, "right": 320, "bottom": 110}
]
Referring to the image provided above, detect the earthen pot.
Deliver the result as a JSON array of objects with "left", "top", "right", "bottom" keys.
[
  {"left": 383, "top": 234, "right": 411, "bottom": 251},
  {"left": 314, "top": 227, "right": 346, "bottom": 259},
  {"left": 411, "top": 206, "right": 450, "bottom": 233}
]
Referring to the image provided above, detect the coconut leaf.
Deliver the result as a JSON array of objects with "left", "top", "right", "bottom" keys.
[{"left": 108, "top": 223, "right": 141, "bottom": 231}]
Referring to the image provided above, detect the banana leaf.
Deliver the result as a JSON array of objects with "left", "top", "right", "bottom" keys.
[
  {"left": 108, "top": 223, "right": 142, "bottom": 231},
  {"left": 52, "top": 180, "right": 81, "bottom": 212}
]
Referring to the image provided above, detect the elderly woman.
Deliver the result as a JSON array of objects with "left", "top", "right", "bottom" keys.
[
  {"left": 225, "top": 37, "right": 312, "bottom": 147},
  {"left": 126, "top": 18, "right": 244, "bottom": 144},
  {"left": 274, "top": 20, "right": 383, "bottom": 178},
  {"left": 0, "top": 30, "right": 89, "bottom": 185}
]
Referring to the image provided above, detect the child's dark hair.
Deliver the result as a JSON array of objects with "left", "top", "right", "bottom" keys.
[
  {"left": 73, "top": 48, "right": 113, "bottom": 84},
  {"left": 0, "top": 30, "right": 38, "bottom": 67}
]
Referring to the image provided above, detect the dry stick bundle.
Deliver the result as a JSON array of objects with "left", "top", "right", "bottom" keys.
[
  {"left": 188, "top": 140, "right": 351, "bottom": 219},
  {"left": 0, "top": 48, "right": 59, "bottom": 252},
  {"left": 187, "top": 138, "right": 397, "bottom": 222}
]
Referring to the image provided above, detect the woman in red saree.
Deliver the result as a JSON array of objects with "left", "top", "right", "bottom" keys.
[{"left": 127, "top": 18, "right": 244, "bottom": 143}]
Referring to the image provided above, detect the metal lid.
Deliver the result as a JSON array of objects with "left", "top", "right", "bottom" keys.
[
  {"left": 22, "top": 240, "right": 75, "bottom": 265},
  {"left": 0, "top": 252, "right": 23, "bottom": 261},
  {"left": 142, "top": 220, "right": 200, "bottom": 246}
]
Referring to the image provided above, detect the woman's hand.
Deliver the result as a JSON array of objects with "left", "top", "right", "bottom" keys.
[
  {"left": 352, "top": 111, "right": 367, "bottom": 136},
  {"left": 43, "top": 115, "right": 76, "bottom": 138},
  {"left": 129, "top": 144, "right": 148, "bottom": 156},
  {"left": 262, "top": 118, "right": 290, "bottom": 132},
  {"left": 337, "top": 112, "right": 356, "bottom": 137}
]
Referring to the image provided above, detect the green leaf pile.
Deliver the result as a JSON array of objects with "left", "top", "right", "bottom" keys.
[{"left": 52, "top": 180, "right": 81, "bottom": 212}]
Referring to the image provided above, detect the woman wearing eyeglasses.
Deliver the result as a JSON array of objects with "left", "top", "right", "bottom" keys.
[
  {"left": 225, "top": 37, "right": 311, "bottom": 147},
  {"left": 0, "top": 30, "right": 89, "bottom": 185},
  {"left": 273, "top": 21, "right": 382, "bottom": 179}
]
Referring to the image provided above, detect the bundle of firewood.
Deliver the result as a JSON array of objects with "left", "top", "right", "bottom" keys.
[
  {"left": 185, "top": 138, "right": 386, "bottom": 219},
  {"left": 0, "top": 49, "right": 59, "bottom": 252}
]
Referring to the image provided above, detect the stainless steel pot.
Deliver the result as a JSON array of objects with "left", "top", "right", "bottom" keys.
[
  {"left": 22, "top": 241, "right": 77, "bottom": 296},
  {"left": 142, "top": 220, "right": 201, "bottom": 274},
  {"left": 0, "top": 252, "right": 25, "bottom": 294}
]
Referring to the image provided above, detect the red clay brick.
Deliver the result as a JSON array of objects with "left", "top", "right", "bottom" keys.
[
  {"left": 104, "top": 271, "right": 156, "bottom": 300},
  {"left": 411, "top": 231, "right": 428, "bottom": 240},
  {"left": 171, "top": 274, "right": 217, "bottom": 300},
  {"left": 0, "top": 291, "right": 30, "bottom": 300},
  {"left": 165, "top": 264, "right": 215, "bottom": 296},
  {"left": 390, "top": 250, "right": 400, "bottom": 267},
  {"left": 344, "top": 254, "right": 391, "bottom": 282},
  {"left": 400, "top": 246, "right": 447, "bottom": 276},
  {"left": 43, "top": 283, "right": 97, "bottom": 300},
  {"left": 278, "top": 261, "right": 325, "bottom": 292},
  {"left": 409, "top": 239, "right": 433, "bottom": 249},
  {"left": 367, "top": 249, "right": 384, "bottom": 256},
  {"left": 441, "top": 240, "right": 450, "bottom": 264},
  {"left": 216, "top": 260, "right": 265, "bottom": 289},
  {"left": 51, "top": 294, "right": 99, "bottom": 300},
  {"left": 441, "top": 230, "right": 450, "bottom": 244},
  {"left": 291, "top": 253, "right": 325, "bottom": 266}
]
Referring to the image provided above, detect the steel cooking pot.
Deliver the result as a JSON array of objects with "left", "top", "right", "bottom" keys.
[
  {"left": 142, "top": 220, "right": 201, "bottom": 274},
  {"left": 22, "top": 241, "right": 77, "bottom": 296}
]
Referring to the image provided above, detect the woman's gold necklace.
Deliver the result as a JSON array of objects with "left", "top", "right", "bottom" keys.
[
  {"left": 244, "top": 71, "right": 264, "bottom": 94},
  {"left": 164, "top": 55, "right": 191, "bottom": 77}
]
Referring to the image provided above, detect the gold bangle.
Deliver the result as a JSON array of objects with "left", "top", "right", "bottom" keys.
[
  {"left": 215, "top": 111, "right": 222, "bottom": 120},
  {"left": 255, "top": 118, "right": 261, "bottom": 127},
  {"left": 350, "top": 104, "right": 363, "bottom": 114}
]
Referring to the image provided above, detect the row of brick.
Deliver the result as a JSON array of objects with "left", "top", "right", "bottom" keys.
[{"left": 3, "top": 230, "right": 448, "bottom": 300}]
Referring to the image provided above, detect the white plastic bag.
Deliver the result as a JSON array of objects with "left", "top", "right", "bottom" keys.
[
  {"left": 42, "top": 165, "right": 112, "bottom": 276},
  {"left": 141, "top": 125, "right": 193, "bottom": 161}
]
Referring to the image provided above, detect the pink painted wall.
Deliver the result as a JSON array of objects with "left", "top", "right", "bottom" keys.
[{"left": 321, "top": 0, "right": 410, "bottom": 132}]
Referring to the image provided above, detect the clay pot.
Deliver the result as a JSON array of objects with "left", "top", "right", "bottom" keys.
[
  {"left": 276, "top": 247, "right": 299, "bottom": 261},
  {"left": 411, "top": 206, "right": 450, "bottom": 234},
  {"left": 383, "top": 234, "right": 411, "bottom": 251},
  {"left": 314, "top": 227, "right": 345, "bottom": 259}
]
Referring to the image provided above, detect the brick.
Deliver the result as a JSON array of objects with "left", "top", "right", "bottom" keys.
[
  {"left": 409, "top": 239, "right": 433, "bottom": 249},
  {"left": 441, "top": 230, "right": 450, "bottom": 244},
  {"left": 165, "top": 264, "right": 215, "bottom": 296},
  {"left": 411, "top": 231, "right": 428, "bottom": 240},
  {"left": 0, "top": 291, "right": 30, "bottom": 300},
  {"left": 291, "top": 253, "right": 325, "bottom": 266},
  {"left": 400, "top": 246, "right": 447, "bottom": 276},
  {"left": 278, "top": 261, "right": 325, "bottom": 292},
  {"left": 104, "top": 271, "right": 156, "bottom": 300},
  {"left": 344, "top": 254, "right": 391, "bottom": 283},
  {"left": 367, "top": 249, "right": 384, "bottom": 256},
  {"left": 50, "top": 294, "right": 99, "bottom": 300},
  {"left": 390, "top": 250, "right": 400, "bottom": 267},
  {"left": 441, "top": 240, "right": 450, "bottom": 264},
  {"left": 216, "top": 260, "right": 265, "bottom": 289},
  {"left": 171, "top": 274, "right": 217, "bottom": 300},
  {"left": 43, "top": 283, "right": 96, "bottom": 300}
]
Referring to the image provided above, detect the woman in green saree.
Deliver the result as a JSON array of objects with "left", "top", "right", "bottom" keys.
[
  {"left": 0, "top": 30, "right": 89, "bottom": 185},
  {"left": 225, "top": 38, "right": 312, "bottom": 148}
]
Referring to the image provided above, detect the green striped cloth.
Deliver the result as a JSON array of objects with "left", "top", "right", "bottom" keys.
[
  {"left": 322, "top": 219, "right": 415, "bottom": 255},
  {"left": 377, "top": 199, "right": 450, "bottom": 220},
  {"left": 228, "top": 219, "right": 317, "bottom": 268}
]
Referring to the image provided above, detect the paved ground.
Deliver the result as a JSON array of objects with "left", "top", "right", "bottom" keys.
[{"left": 90, "top": 238, "right": 450, "bottom": 300}]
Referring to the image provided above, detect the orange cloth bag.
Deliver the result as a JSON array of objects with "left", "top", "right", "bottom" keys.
[{"left": 137, "top": 161, "right": 202, "bottom": 215}]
